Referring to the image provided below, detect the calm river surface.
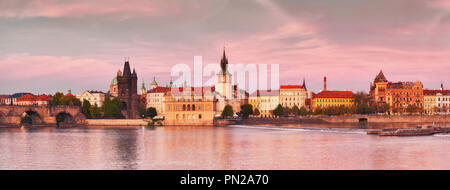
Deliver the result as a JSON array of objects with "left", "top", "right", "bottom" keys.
[{"left": 1, "top": 123, "right": 450, "bottom": 170}]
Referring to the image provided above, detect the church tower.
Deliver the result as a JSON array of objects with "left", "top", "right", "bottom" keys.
[
  {"left": 141, "top": 80, "right": 147, "bottom": 95},
  {"left": 151, "top": 77, "right": 158, "bottom": 90},
  {"left": 117, "top": 58, "right": 139, "bottom": 118},
  {"left": 215, "top": 48, "right": 233, "bottom": 99}
]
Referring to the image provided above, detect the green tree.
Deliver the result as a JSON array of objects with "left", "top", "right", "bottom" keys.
[
  {"left": 51, "top": 92, "right": 64, "bottom": 105},
  {"left": 146, "top": 107, "right": 158, "bottom": 119},
  {"left": 291, "top": 105, "right": 300, "bottom": 116},
  {"left": 221, "top": 104, "right": 234, "bottom": 117},
  {"left": 253, "top": 108, "right": 261, "bottom": 117},
  {"left": 240, "top": 104, "right": 253, "bottom": 118},
  {"left": 89, "top": 105, "right": 102, "bottom": 119},
  {"left": 138, "top": 106, "right": 147, "bottom": 118},
  {"left": 298, "top": 106, "right": 308, "bottom": 116},
  {"left": 102, "top": 97, "right": 124, "bottom": 118},
  {"left": 81, "top": 100, "right": 92, "bottom": 119},
  {"left": 273, "top": 104, "right": 284, "bottom": 117}
]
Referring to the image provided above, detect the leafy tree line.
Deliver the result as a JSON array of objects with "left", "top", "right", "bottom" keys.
[{"left": 51, "top": 92, "right": 81, "bottom": 106}]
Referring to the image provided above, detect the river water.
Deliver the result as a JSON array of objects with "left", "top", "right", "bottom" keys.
[{"left": 0, "top": 123, "right": 450, "bottom": 170}]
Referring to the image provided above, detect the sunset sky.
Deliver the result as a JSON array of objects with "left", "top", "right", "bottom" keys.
[{"left": 0, "top": 0, "right": 449, "bottom": 95}]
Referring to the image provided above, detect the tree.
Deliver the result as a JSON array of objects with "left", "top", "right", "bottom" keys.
[
  {"left": 102, "top": 97, "right": 124, "bottom": 118},
  {"left": 138, "top": 106, "right": 146, "bottom": 118},
  {"left": 292, "top": 105, "right": 300, "bottom": 116},
  {"left": 221, "top": 104, "right": 234, "bottom": 117},
  {"left": 406, "top": 104, "right": 418, "bottom": 115},
  {"left": 89, "top": 105, "right": 102, "bottom": 119},
  {"left": 253, "top": 108, "right": 261, "bottom": 117},
  {"left": 146, "top": 107, "right": 158, "bottom": 119},
  {"left": 273, "top": 104, "right": 284, "bottom": 117},
  {"left": 298, "top": 106, "right": 308, "bottom": 116},
  {"left": 81, "top": 100, "right": 92, "bottom": 119},
  {"left": 240, "top": 104, "right": 253, "bottom": 118},
  {"left": 51, "top": 92, "right": 64, "bottom": 105}
]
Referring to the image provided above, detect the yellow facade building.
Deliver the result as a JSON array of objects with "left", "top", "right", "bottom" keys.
[
  {"left": 311, "top": 90, "right": 355, "bottom": 111},
  {"left": 279, "top": 83, "right": 308, "bottom": 108},
  {"left": 163, "top": 86, "right": 216, "bottom": 126},
  {"left": 249, "top": 90, "right": 279, "bottom": 118}
]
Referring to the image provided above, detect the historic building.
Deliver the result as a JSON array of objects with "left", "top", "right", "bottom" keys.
[
  {"left": 311, "top": 91, "right": 355, "bottom": 110},
  {"left": 109, "top": 70, "right": 121, "bottom": 97},
  {"left": 424, "top": 84, "right": 450, "bottom": 114},
  {"left": 249, "top": 90, "right": 279, "bottom": 118},
  {"left": 76, "top": 90, "right": 108, "bottom": 107},
  {"left": 214, "top": 49, "right": 248, "bottom": 115},
  {"left": 311, "top": 76, "right": 355, "bottom": 111},
  {"left": 147, "top": 86, "right": 169, "bottom": 115},
  {"left": 163, "top": 86, "right": 216, "bottom": 125},
  {"left": 15, "top": 94, "right": 51, "bottom": 106},
  {"left": 0, "top": 95, "right": 10, "bottom": 105},
  {"left": 370, "top": 70, "right": 424, "bottom": 114},
  {"left": 279, "top": 81, "right": 307, "bottom": 108},
  {"left": 4, "top": 93, "right": 34, "bottom": 105},
  {"left": 113, "top": 59, "right": 139, "bottom": 118}
]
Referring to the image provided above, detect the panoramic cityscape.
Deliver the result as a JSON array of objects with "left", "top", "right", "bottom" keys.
[{"left": 0, "top": 0, "right": 450, "bottom": 173}]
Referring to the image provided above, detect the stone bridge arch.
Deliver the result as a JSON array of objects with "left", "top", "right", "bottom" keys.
[
  {"left": 0, "top": 111, "right": 6, "bottom": 124},
  {"left": 22, "top": 110, "right": 44, "bottom": 124}
]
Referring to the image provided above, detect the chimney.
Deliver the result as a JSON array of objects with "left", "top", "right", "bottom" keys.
[
  {"left": 324, "top": 76, "right": 327, "bottom": 91},
  {"left": 441, "top": 83, "right": 444, "bottom": 90}
]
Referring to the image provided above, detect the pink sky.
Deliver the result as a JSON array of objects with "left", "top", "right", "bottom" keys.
[{"left": 0, "top": 0, "right": 449, "bottom": 94}]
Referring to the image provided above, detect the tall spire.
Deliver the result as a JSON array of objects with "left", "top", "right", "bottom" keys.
[
  {"left": 220, "top": 47, "right": 228, "bottom": 74},
  {"left": 302, "top": 78, "right": 307, "bottom": 90},
  {"left": 123, "top": 58, "right": 131, "bottom": 77}
]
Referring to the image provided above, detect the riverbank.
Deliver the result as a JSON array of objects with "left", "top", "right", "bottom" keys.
[{"left": 240, "top": 115, "right": 450, "bottom": 125}]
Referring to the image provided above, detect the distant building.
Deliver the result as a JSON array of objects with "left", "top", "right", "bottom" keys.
[
  {"left": 0, "top": 95, "right": 10, "bottom": 105},
  {"left": 249, "top": 90, "right": 279, "bottom": 118},
  {"left": 370, "top": 70, "right": 424, "bottom": 114},
  {"left": 15, "top": 94, "right": 51, "bottom": 106},
  {"left": 5, "top": 93, "right": 34, "bottom": 105},
  {"left": 116, "top": 59, "right": 139, "bottom": 118},
  {"left": 279, "top": 81, "right": 307, "bottom": 108},
  {"left": 214, "top": 49, "right": 247, "bottom": 115},
  {"left": 424, "top": 84, "right": 450, "bottom": 114},
  {"left": 164, "top": 86, "right": 216, "bottom": 125},
  {"left": 311, "top": 91, "right": 355, "bottom": 111},
  {"left": 76, "top": 91, "right": 108, "bottom": 107},
  {"left": 109, "top": 70, "right": 120, "bottom": 97},
  {"left": 311, "top": 77, "right": 355, "bottom": 111},
  {"left": 147, "top": 86, "right": 169, "bottom": 115}
]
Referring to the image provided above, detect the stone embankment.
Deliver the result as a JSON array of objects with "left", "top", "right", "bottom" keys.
[
  {"left": 85, "top": 119, "right": 149, "bottom": 126},
  {"left": 241, "top": 115, "right": 450, "bottom": 125}
]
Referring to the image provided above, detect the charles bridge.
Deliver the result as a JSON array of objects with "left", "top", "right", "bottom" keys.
[{"left": 0, "top": 105, "right": 86, "bottom": 125}]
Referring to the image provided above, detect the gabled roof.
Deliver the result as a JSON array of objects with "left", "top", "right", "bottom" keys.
[
  {"left": 148, "top": 87, "right": 169, "bottom": 93},
  {"left": 36, "top": 95, "right": 51, "bottom": 101},
  {"left": 312, "top": 90, "right": 354, "bottom": 98},
  {"left": 374, "top": 70, "right": 388, "bottom": 82},
  {"left": 17, "top": 94, "right": 36, "bottom": 102}
]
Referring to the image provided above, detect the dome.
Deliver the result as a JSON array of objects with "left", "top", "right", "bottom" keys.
[
  {"left": 111, "top": 77, "right": 118, "bottom": 86},
  {"left": 151, "top": 77, "right": 157, "bottom": 86}
]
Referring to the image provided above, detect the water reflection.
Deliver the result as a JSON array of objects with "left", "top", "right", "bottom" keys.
[{"left": 0, "top": 123, "right": 449, "bottom": 169}]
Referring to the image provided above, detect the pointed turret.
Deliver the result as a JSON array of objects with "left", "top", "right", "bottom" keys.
[
  {"left": 132, "top": 68, "right": 137, "bottom": 77},
  {"left": 302, "top": 78, "right": 307, "bottom": 90},
  {"left": 123, "top": 60, "right": 132, "bottom": 77},
  {"left": 220, "top": 47, "right": 228, "bottom": 74},
  {"left": 374, "top": 70, "right": 388, "bottom": 82},
  {"left": 151, "top": 76, "right": 158, "bottom": 89}
]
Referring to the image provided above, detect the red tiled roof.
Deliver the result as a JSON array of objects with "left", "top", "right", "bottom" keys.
[
  {"left": 167, "top": 86, "right": 215, "bottom": 96},
  {"left": 36, "top": 95, "right": 51, "bottom": 101},
  {"left": 423, "top": 89, "right": 450, "bottom": 96},
  {"left": 280, "top": 85, "right": 304, "bottom": 89},
  {"left": 312, "top": 90, "right": 354, "bottom": 98},
  {"left": 148, "top": 87, "right": 169, "bottom": 93},
  {"left": 17, "top": 94, "right": 36, "bottom": 102}
]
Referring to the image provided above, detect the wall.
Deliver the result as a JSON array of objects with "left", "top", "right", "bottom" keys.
[{"left": 86, "top": 119, "right": 149, "bottom": 126}]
